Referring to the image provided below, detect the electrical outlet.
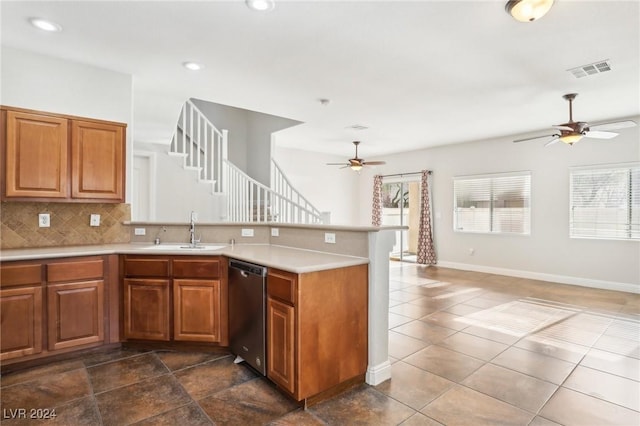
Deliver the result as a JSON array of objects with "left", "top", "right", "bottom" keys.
[
  {"left": 90, "top": 214, "right": 101, "bottom": 227},
  {"left": 241, "top": 228, "right": 254, "bottom": 237},
  {"left": 134, "top": 228, "right": 146, "bottom": 236},
  {"left": 324, "top": 233, "right": 336, "bottom": 244},
  {"left": 469, "top": 248, "right": 475, "bottom": 255},
  {"left": 271, "top": 228, "right": 279, "bottom": 237},
  {"left": 38, "top": 213, "right": 50, "bottom": 228}
]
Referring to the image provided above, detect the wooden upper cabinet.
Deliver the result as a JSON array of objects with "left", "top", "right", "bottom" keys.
[
  {"left": 4, "top": 110, "right": 69, "bottom": 198},
  {"left": 71, "top": 120, "right": 124, "bottom": 201},
  {"left": 1, "top": 106, "right": 126, "bottom": 202}
]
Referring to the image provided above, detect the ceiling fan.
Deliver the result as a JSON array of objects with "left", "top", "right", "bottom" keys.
[
  {"left": 327, "top": 141, "right": 386, "bottom": 171},
  {"left": 513, "top": 93, "right": 637, "bottom": 146}
]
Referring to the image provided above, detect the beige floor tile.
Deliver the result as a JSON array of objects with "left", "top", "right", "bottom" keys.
[
  {"left": 389, "top": 331, "right": 430, "bottom": 359},
  {"left": 540, "top": 387, "right": 640, "bottom": 426},
  {"left": 491, "top": 346, "right": 576, "bottom": 384},
  {"left": 420, "top": 311, "right": 474, "bottom": 331},
  {"left": 389, "top": 312, "right": 414, "bottom": 329},
  {"left": 461, "top": 325, "right": 521, "bottom": 345},
  {"left": 533, "top": 322, "right": 603, "bottom": 347},
  {"left": 605, "top": 319, "right": 640, "bottom": 341},
  {"left": 563, "top": 365, "right": 640, "bottom": 411},
  {"left": 439, "top": 332, "right": 508, "bottom": 361},
  {"left": 375, "top": 361, "right": 454, "bottom": 410},
  {"left": 462, "top": 363, "right": 558, "bottom": 413},
  {"left": 399, "top": 413, "right": 444, "bottom": 425},
  {"left": 580, "top": 348, "right": 640, "bottom": 380},
  {"left": 444, "top": 303, "right": 486, "bottom": 317},
  {"left": 391, "top": 320, "right": 457, "bottom": 344},
  {"left": 527, "top": 416, "right": 562, "bottom": 426},
  {"left": 390, "top": 303, "right": 439, "bottom": 319},
  {"left": 421, "top": 385, "right": 533, "bottom": 426},
  {"left": 404, "top": 345, "right": 484, "bottom": 382},
  {"left": 514, "top": 334, "right": 590, "bottom": 363},
  {"left": 594, "top": 333, "right": 640, "bottom": 359},
  {"left": 390, "top": 290, "right": 424, "bottom": 303}
]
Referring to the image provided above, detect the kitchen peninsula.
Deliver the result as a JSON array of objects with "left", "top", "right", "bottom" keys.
[{"left": 0, "top": 222, "right": 398, "bottom": 402}]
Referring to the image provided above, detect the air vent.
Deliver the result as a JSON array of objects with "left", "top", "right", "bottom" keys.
[
  {"left": 567, "top": 60, "right": 611, "bottom": 78},
  {"left": 346, "top": 124, "right": 369, "bottom": 131}
]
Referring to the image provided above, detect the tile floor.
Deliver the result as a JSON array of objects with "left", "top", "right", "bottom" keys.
[{"left": 1, "top": 263, "right": 639, "bottom": 425}]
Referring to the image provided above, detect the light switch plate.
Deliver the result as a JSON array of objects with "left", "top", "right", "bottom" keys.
[
  {"left": 134, "top": 228, "right": 146, "bottom": 236},
  {"left": 38, "top": 213, "right": 50, "bottom": 228},
  {"left": 324, "top": 232, "right": 336, "bottom": 244},
  {"left": 90, "top": 214, "right": 101, "bottom": 227},
  {"left": 271, "top": 228, "right": 279, "bottom": 237},
  {"left": 241, "top": 228, "right": 254, "bottom": 237}
]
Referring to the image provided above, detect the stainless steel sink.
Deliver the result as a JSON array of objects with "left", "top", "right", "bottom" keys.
[{"left": 142, "top": 244, "right": 225, "bottom": 251}]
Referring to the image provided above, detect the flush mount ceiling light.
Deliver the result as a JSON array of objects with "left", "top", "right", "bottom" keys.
[
  {"left": 246, "top": 0, "right": 275, "bottom": 11},
  {"left": 505, "top": 0, "right": 554, "bottom": 22},
  {"left": 182, "top": 62, "right": 203, "bottom": 71},
  {"left": 29, "top": 17, "right": 62, "bottom": 32}
]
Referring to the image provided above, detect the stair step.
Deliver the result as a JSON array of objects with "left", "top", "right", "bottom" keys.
[
  {"left": 184, "top": 166, "right": 203, "bottom": 171},
  {"left": 168, "top": 152, "right": 188, "bottom": 157}
]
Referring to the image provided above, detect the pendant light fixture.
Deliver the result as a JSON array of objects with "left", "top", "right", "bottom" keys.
[{"left": 505, "top": 0, "right": 554, "bottom": 22}]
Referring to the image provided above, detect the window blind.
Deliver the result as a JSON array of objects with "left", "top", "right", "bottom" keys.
[
  {"left": 453, "top": 172, "right": 531, "bottom": 235},
  {"left": 570, "top": 164, "right": 640, "bottom": 240}
]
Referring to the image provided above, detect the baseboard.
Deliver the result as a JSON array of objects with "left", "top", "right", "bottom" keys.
[
  {"left": 436, "top": 260, "right": 640, "bottom": 295},
  {"left": 365, "top": 360, "right": 392, "bottom": 386}
]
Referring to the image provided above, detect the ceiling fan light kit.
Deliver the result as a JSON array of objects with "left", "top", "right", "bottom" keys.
[
  {"left": 326, "top": 141, "right": 386, "bottom": 171},
  {"left": 513, "top": 93, "right": 637, "bottom": 147},
  {"left": 505, "top": 0, "right": 554, "bottom": 22}
]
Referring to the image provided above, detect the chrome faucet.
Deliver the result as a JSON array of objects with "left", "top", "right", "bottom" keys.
[{"left": 188, "top": 211, "right": 199, "bottom": 247}]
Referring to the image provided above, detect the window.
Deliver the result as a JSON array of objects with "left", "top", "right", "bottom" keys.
[
  {"left": 570, "top": 164, "right": 639, "bottom": 240},
  {"left": 454, "top": 171, "right": 531, "bottom": 235}
]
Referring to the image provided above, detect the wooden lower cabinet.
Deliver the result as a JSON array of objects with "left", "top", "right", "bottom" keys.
[
  {"left": 266, "top": 264, "right": 368, "bottom": 401},
  {"left": 47, "top": 280, "right": 104, "bottom": 351},
  {"left": 124, "top": 279, "right": 170, "bottom": 341},
  {"left": 267, "top": 297, "right": 295, "bottom": 394},
  {"left": 0, "top": 255, "right": 118, "bottom": 366},
  {"left": 174, "top": 279, "right": 221, "bottom": 342},
  {"left": 0, "top": 286, "right": 43, "bottom": 361},
  {"left": 122, "top": 255, "right": 227, "bottom": 345}
]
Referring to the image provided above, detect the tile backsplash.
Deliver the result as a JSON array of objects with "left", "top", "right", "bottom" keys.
[{"left": 1, "top": 202, "right": 131, "bottom": 249}]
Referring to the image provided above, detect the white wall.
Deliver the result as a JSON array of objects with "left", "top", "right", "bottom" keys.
[
  {"left": 190, "top": 98, "right": 300, "bottom": 186},
  {"left": 351, "top": 119, "right": 640, "bottom": 290},
  {"left": 273, "top": 146, "right": 361, "bottom": 225},
  {"left": 1, "top": 46, "right": 134, "bottom": 201}
]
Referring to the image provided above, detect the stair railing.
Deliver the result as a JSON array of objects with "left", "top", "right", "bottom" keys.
[
  {"left": 270, "top": 159, "right": 323, "bottom": 221},
  {"left": 224, "top": 160, "right": 322, "bottom": 224},
  {"left": 170, "top": 100, "right": 228, "bottom": 193}
]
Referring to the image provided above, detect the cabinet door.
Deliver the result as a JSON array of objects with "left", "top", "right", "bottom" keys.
[
  {"left": 0, "top": 286, "right": 43, "bottom": 361},
  {"left": 267, "top": 297, "right": 295, "bottom": 395},
  {"left": 124, "top": 279, "right": 170, "bottom": 341},
  {"left": 71, "top": 119, "right": 124, "bottom": 201},
  {"left": 47, "top": 280, "right": 104, "bottom": 351},
  {"left": 173, "top": 279, "right": 221, "bottom": 342},
  {"left": 4, "top": 111, "right": 68, "bottom": 198}
]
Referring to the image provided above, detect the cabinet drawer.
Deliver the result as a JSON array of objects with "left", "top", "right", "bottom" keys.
[
  {"left": 173, "top": 259, "right": 220, "bottom": 278},
  {"left": 124, "top": 258, "right": 170, "bottom": 277},
  {"left": 267, "top": 269, "right": 297, "bottom": 305},
  {"left": 0, "top": 263, "right": 43, "bottom": 288},
  {"left": 47, "top": 259, "right": 104, "bottom": 283}
]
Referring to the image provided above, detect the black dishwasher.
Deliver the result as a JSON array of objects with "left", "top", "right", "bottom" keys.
[{"left": 228, "top": 259, "right": 267, "bottom": 375}]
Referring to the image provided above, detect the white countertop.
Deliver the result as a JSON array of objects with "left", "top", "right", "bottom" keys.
[{"left": 0, "top": 243, "right": 368, "bottom": 274}]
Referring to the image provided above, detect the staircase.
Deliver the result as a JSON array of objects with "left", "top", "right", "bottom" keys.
[{"left": 169, "top": 100, "right": 323, "bottom": 224}]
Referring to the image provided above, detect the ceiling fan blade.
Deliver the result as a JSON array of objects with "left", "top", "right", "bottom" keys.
[
  {"left": 588, "top": 120, "right": 637, "bottom": 131},
  {"left": 584, "top": 130, "right": 618, "bottom": 139},
  {"left": 544, "top": 137, "right": 560, "bottom": 147},
  {"left": 326, "top": 162, "right": 349, "bottom": 166},
  {"left": 363, "top": 161, "right": 386, "bottom": 166},
  {"left": 513, "top": 134, "right": 558, "bottom": 143}
]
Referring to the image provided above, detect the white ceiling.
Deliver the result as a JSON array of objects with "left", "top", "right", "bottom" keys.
[{"left": 2, "top": 0, "right": 639, "bottom": 160}]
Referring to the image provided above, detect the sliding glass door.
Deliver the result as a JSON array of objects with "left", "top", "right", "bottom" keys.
[{"left": 381, "top": 178, "right": 421, "bottom": 262}]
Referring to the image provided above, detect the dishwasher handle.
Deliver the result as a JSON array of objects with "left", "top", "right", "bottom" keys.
[{"left": 229, "top": 259, "right": 267, "bottom": 277}]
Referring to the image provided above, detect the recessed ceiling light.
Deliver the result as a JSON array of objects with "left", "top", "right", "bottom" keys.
[
  {"left": 246, "top": 0, "right": 275, "bottom": 12},
  {"left": 29, "top": 17, "right": 62, "bottom": 32},
  {"left": 183, "top": 62, "right": 204, "bottom": 71}
]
